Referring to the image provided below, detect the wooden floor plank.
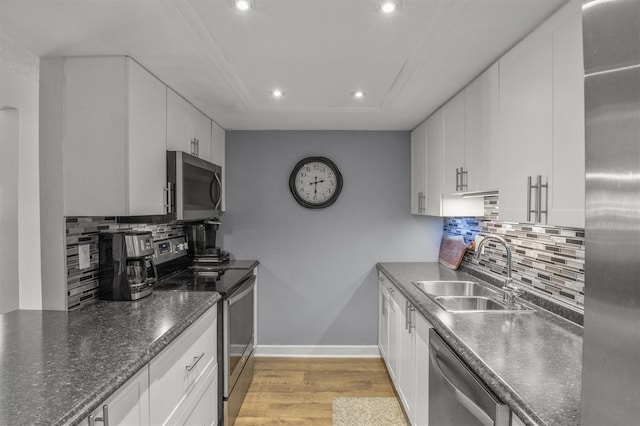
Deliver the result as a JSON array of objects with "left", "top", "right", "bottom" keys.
[{"left": 236, "top": 357, "right": 398, "bottom": 426}]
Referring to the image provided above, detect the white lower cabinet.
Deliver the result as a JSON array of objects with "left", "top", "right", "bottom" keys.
[
  {"left": 511, "top": 414, "right": 527, "bottom": 426},
  {"left": 150, "top": 307, "right": 217, "bottom": 425},
  {"left": 86, "top": 367, "right": 150, "bottom": 426},
  {"left": 413, "top": 310, "right": 431, "bottom": 425},
  {"left": 378, "top": 273, "right": 432, "bottom": 426},
  {"left": 378, "top": 272, "right": 399, "bottom": 384},
  {"left": 396, "top": 289, "right": 416, "bottom": 423},
  {"left": 378, "top": 282, "right": 389, "bottom": 360},
  {"left": 83, "top": 305, "right": 218, "bottom": 426}
]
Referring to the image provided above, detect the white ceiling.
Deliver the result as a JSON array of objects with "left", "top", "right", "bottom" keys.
[{"left": 0, "top": 0, "right": 567, "bottom": 130}]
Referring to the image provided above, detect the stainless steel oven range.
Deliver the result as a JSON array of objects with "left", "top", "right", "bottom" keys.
[{"left": 153, "top": 236, "right": 256, "bottom": 426}]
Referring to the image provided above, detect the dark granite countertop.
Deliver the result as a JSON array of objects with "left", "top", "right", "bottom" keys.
[
  {"left": 0, "top": 291, "right": 221, "bottom": 426},
  {"left": 376, "top": 262, "right": 583, "bottom": 426},
  {"left": 226, "top": 259, "right": 260, "bottom": 270}
]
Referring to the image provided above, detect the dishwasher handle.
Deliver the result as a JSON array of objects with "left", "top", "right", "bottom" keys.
[{"left": 429, "top": 345, "right": 495, "bottom": 426}]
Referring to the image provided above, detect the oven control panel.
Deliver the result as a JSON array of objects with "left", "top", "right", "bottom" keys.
[{"left": 153, "top": 236, "right": 189, "bottom": 265}]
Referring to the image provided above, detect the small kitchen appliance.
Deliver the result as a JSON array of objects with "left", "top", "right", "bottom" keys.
[
  {"left": 186, "top": 220, "right": 230, "bottom": 266},
  {"left": 98, "top": 231, "right": 157, "bottom": 301}
]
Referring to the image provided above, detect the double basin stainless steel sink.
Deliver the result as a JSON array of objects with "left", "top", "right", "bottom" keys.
[{"left": 412, "top": 280, "right": 534, "bottom": 313}]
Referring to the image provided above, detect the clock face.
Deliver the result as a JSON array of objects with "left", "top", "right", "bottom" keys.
[{"left": 289, "top": 157, "right": 343, "bottom": 209}]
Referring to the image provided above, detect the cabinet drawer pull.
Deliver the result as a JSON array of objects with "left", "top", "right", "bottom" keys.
[
  {"left": 88, "top": 405, "right": 109, "bottom": 426},
  {"left": 185, "top": 352, "right": 205, "bottom": 372}
]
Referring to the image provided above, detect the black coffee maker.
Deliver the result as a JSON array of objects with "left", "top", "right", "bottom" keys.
[
  {"left": 186, "top": 220, "right": 229, "bottom": 264},
  {"left": 99, "top": 231, "right": 157, "bottom": 300}
]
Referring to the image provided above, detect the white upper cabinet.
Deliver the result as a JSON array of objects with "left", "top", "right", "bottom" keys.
[
  {"left": 64, "top": 57, "right": 167, "bottom": 216},
  {"left": 127, "top": 59, "right": 168, "bottom": 216},
  {"left": 166, "top": 88, "right": 193, "bottom": 154},
  {"left": 550, "top": 7, "right": 585, "bottom": 228},
  {"left": 441, "top": 64, "right": 501, "bottom": 195},
  {"left": 167, "top": 88, "right": 212, "bottom": 161},
  {"left": 500, "top": 0, "right": 584, "bottom": 227},
  {"left": 411, "top": 109, "right": 483, "bottom": 217},
  {"left": 192, "top": 108, "right": 212, "bottom": 161},
  {"left": 442, "top": 91, "right": 466, "bottom": 194},
  {"left": 500, "top": 19, "right": 554, "bottom": 224},
  {"left": 411, "top": 0, "right": 584, "bottom": 227},
  {"left": 464, "top": 63, "right": 502, "bottom": 193},
  {"left": 411, "top": 120, "right": 428, "bottom": 214},
  {"left": 424, "top": 111, "right": 445, "bottom": 216}
]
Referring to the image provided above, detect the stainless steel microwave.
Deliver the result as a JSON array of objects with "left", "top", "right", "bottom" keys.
[{"left": 167, "top": 151, "right": 222, "bottom": 221}]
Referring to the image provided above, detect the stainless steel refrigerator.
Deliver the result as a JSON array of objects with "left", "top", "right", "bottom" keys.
[{"left": 582, "top": 0, "right": 640, "bottom": 424}]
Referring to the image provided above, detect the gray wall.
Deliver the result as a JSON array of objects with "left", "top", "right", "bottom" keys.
[{"left": 220, "top": 131, "right": 443, "bottom": 346}]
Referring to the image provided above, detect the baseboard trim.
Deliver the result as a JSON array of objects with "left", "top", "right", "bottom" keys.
[{"left": 255, "top": 345, "right": 381, "bottom": 358}]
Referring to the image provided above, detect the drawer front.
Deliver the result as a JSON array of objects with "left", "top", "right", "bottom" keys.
[
  {"left": 150, "top": 306, "right": 217, "bottom": 425},
  {"left": 178, "top": 363, "right": 218, "bottom": 426}
]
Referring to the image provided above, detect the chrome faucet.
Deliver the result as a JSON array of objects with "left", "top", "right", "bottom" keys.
[{"left": 474, "top": 235, "right": 523, "bottom": 304}]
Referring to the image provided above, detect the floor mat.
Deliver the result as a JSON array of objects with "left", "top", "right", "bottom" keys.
[{"left": 332, "top": 397, "right": 409, "bottom": 426}]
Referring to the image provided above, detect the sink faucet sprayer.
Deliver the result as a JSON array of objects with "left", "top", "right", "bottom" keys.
[{"left": 474, "top": 235, "right": 523, "bottom": 304}]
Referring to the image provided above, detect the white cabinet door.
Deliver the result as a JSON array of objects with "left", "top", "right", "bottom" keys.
[
  {"left": 378, "top": 281, "right": 389, "bottom": 359},
  {"left": 63, "top": 56, "right": 167, "bottom": 216},
  {"left": 167, "top": 88, "right": 194, "bottom": 154},
  {"left": 176, "top": 364, "right": 218, "bottom": 426},
  {"left": 127, "top": 58, "right": 167, "bottom": 215},
  {"left": 413, "top": 312, "right": 432, "bottom": 426},
  {"left": 397, "top": 292, "right": 416, "bottom": 424},
  {"left": 550, "top": 8, "right": 585, "bottom": 228},
  {"left": 464, "top": 63, "right": 502, "bottom": 192},
  {"left": 192, "top": 109, "right": 212, "bottom": 161},
  {"left": 386, "top": 287, "right": 400, "bottom": 385},
  {"left": 425, "top": 110, "right": 444, "bottom": 216},
  {"left": 442, "top": 91, "right": 466, "bottom": 194},
  {"left": 149, "top": 307, "right": 216, "bottom": 426},
  {"left": 86, "top": 366, "right": 150, "bottom": 426},
  {"left": 167, "top": 88, "right": 212, "bottom": 161},
  {"left": 500, "top": 23, "right": 553, "bottom": 223},
  {"left": 211, "top": 121, "right": 226, "bottom": 211},
  {"left": 411, "top": 121, "right": 428, "bottom": 215}
]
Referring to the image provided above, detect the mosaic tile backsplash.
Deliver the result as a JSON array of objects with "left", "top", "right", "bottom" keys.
[
  {"left": 66, "top": 217, "right": 185, "bottom": 310},
  {"left": 444, "top": 196, "right": 585, "bottom": 310}
]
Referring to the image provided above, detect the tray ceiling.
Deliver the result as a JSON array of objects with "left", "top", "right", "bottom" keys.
[{"left": 0, "top": 0, "right": 567, "bottom": 130}]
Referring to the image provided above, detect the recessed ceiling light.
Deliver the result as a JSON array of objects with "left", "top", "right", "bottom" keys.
[
  {"left": 353, "top": 91, "right": 366, "bottom": 99},
  {"left": 272, "top": 89, "right": 284, "bottom": 98},
  {"left": 234, "top": 0, "right": 252, "bottom": 11},
  {"left": 379, "top": 0, "right": 401, "bottom": 13}
]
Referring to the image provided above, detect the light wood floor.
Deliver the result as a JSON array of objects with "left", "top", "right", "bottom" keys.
[{"left": 235, "top": 357, "right": 398, "bottom": 425}]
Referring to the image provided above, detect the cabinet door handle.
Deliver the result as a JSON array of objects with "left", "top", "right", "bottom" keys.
[
  {"left": 186, "top": 352, "right": 205, "bottom": 372},
  {"left": 461, "top": 167, "right": 468, "bottom": 191},
  {"left": 537, "top": 175, "right": 549, "bottom": 224},
  {"left": 408, "top": 305, "right": 415, "bottom": 334},
  {"left": 527, "top": 176, "right": 535, "bottom": 222},
  {"left": 196, "top": 138, "right": 200, "bottom": 157},
  {"left": 164, "top": 182, "right": 173, "bottom": 214},
  {"left": 405, "top": 300, "right": 410, "bottom": 331},
  {"left": 88, "top": 405, "right": 109, "bottom": 426}
]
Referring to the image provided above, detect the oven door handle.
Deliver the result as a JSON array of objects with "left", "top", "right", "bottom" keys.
[{"left": 228, "top": 276, "right": 256, "bottom": 306}]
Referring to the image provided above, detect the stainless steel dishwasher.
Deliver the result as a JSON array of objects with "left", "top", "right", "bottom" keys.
[{"left": 429, "top": 329, "right": 510, "bottom": 426}]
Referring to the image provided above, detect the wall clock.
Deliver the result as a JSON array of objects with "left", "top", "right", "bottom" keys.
[{"left": 289, "top": 156, "right": 343, "bottom": 209}]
